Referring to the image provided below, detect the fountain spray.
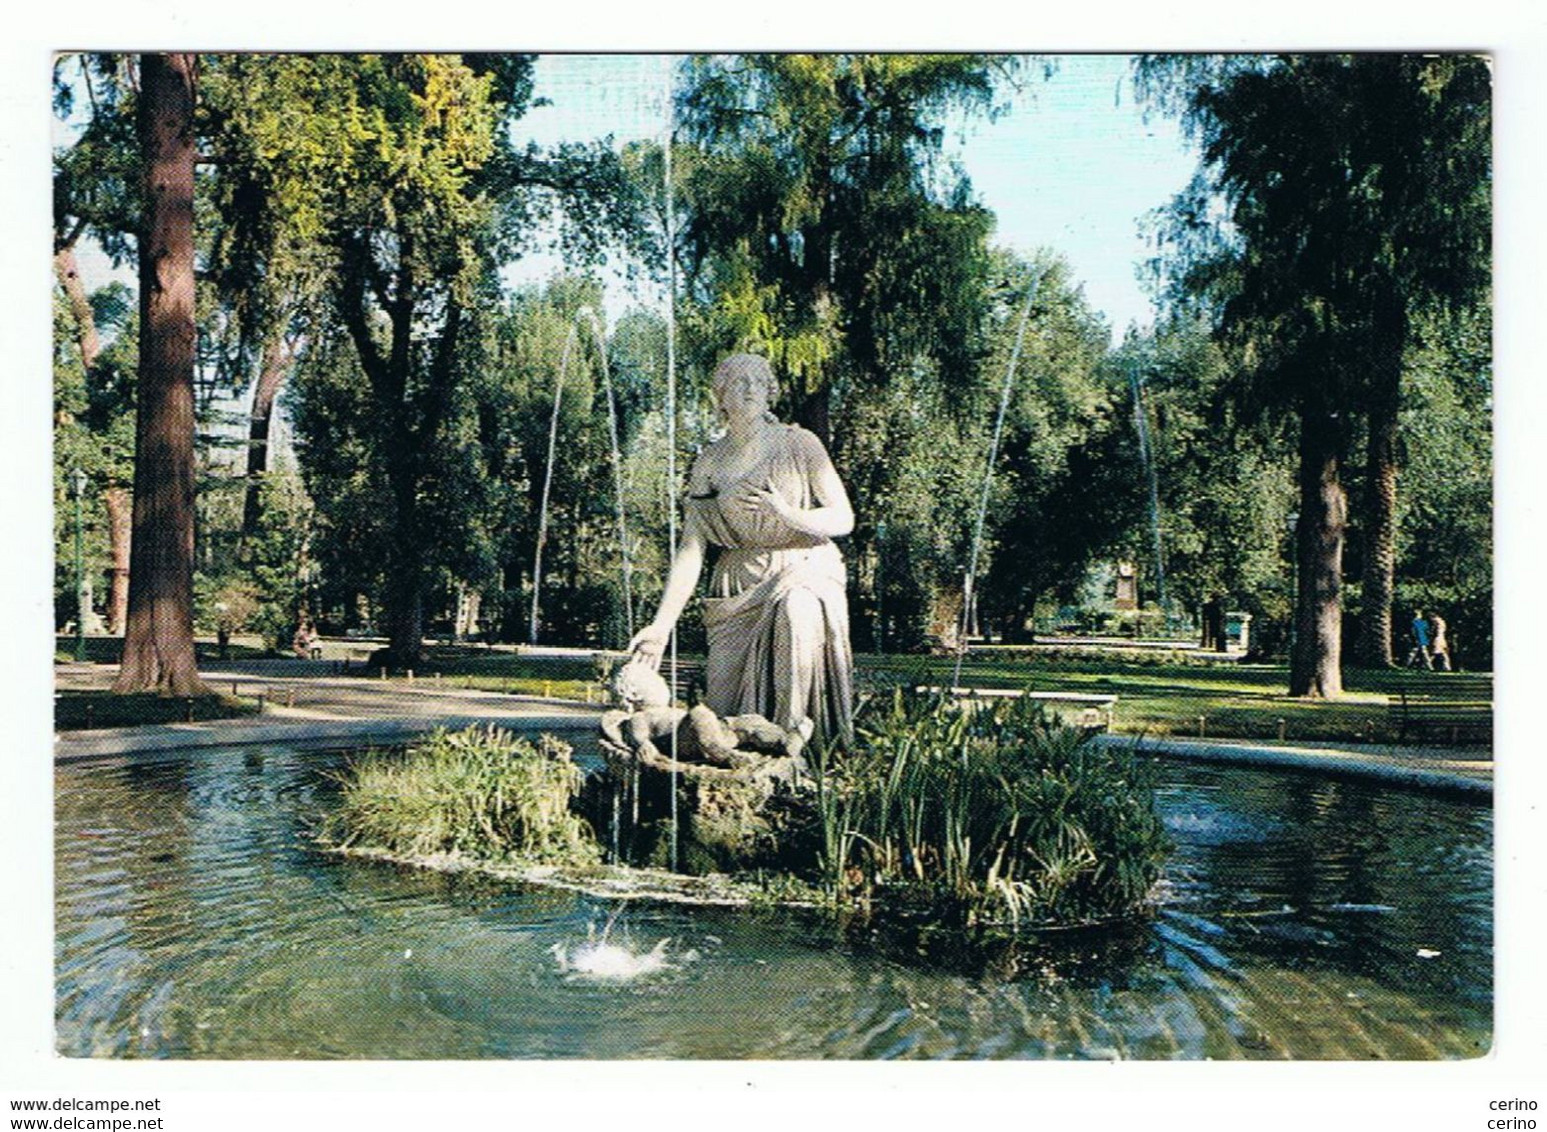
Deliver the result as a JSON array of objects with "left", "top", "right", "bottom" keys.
[
  {"left": 578, "top": 306, "right": 636, "bottom": 642},
  {"left": 662, "top": 55, "right": 680, "bottom": 874},
  {"left": 1127, "top": 356, "right": 1167, "bottom": 617},
  {"left": 955, "top": 271, "right": 1040, "bottom": 689},
  {"left": 529, "top": 308, "right": 637, "bottom": 647},
  {"left": 530, "top": 325, "right": 580, "bottom": 645}
]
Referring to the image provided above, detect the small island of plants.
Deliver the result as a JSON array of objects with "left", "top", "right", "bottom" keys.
[{"left": 320, "top": 693, "right": 1172, "bottom": 934}]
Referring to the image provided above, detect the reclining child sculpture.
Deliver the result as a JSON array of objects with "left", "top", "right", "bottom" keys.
[{"left": 600, "top": 657, "right": 812, "bottom": 771}]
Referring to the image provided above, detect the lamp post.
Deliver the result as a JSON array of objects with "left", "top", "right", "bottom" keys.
[
  {"left": 874, "top": 519, "right": 886, "bottom": 655},
  {"left": 1286, "top": 510, "right": 1300, "bottom": 659},
  {"left": 69, "top": 467, "right": 87, "bottom": 661}
]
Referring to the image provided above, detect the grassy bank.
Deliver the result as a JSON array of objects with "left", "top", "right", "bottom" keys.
[
  {"left": 853, "top": 653, "right": 1490, "bottom": 747},
  {"left": 398, "top": 643, "right": 1492, "bottom": 747},
  {"left": 55, "top": 689, "right": 260, "bottom": 731}
]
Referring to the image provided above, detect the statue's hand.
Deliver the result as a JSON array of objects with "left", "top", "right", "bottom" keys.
[
  {"left": 627, "top": 624, "right": 669, "bottom": 669},
  {"left": 737, "top": 481, "right": 793, "bottom": 522}
]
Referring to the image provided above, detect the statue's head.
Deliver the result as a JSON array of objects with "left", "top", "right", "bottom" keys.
[
  {"left": 711, "top": 353, "right": 779, "bottom": 426},
  {"left": 612, "top": 657, "right": 672, "bottom": 711}
]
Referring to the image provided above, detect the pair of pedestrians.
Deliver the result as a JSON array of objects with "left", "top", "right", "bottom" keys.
[{"left": 1407, "top": 609, "right": 1451, "bottom": 671}]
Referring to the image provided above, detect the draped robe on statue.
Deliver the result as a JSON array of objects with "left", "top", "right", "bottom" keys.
[{"left": 685, "top": 424, "right": 854, "bottom": 743}]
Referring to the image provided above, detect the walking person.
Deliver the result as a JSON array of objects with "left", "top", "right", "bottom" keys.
[
  {"left": 1427, "top": 610, "right": 1451, "bottom": 672},
  {"left": 1406, "top": 608, "right": 1433, "bottom": 669}
]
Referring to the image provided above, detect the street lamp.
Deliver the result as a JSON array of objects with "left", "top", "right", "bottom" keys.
[
  {"left": 1286, "top": 510, "right": 1299, "bottom": 658},
  {"left": 69, "top": 467, "right": 88, "bottom": 662},
  {"left": 874, "top": 519, "right": 887, "bottom": 655}
]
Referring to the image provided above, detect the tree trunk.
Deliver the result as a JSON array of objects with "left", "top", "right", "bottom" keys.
[
  {"left": 104, "top": 486, "right": 132, "bottom": 634},
  {"left": 1354, "top": 295, "right": 1406, "bottom": 668},
  {"left": 1289, "top": 407, "right": 1347, "bottom": 698},
  {"left": 58, "top": 241, "right": 135, "bottom": 632},
  {"left": 240, "top": 331, "right": 295, "bottom": 546},
  {"left": 382, "top": 412, "right": 426, "bottom": 666},
  {"left": 792, "top": 382, "right": 831, "bottom": 447},
  {"left": 54, "top": 242, "right": 101, "bottom": 371},
  {"left": 382, "top": 554, "right": 424, "bottom": 667},
  {"left": 1355, "top": 397, "right": 1399, "bottom": 667},
  {"left": 114, "top": 53, "right": 207, "bottom": 696}
]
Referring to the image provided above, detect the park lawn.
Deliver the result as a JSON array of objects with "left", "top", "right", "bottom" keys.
[
  {"left": 410, "top": 645, "right": 1491, "bottom": 746},
  {"left": 57, "top": 635, "right": 292, "bottom": 666},
  {"left": 411, "top": 644, "right": 1490, "bottom": 746},
  {"left": 853, "top": 652, "right": 1492, "bottom": 747},
  {"left": 401, "top": 646, "right": 605, "bottom": 701},
  {"left": 55, "top": 689, "right": 261, "bottom": 731},
  {"left": 54, "top": 638, "right": 1492, "bottom": 746}
]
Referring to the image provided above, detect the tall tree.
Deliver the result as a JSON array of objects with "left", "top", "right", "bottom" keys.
[
  {"left": 1336, "top": 57, "right": 1490, "bottom": 667},
  {"left": 1140, "top": 53, "right": 1490, "bottom": 695},
  {"left": 675, "top": 53, "right": 1013, "bottom": 443},
  {"left": 198, "top": 55, "right": 341, "bottom": 550},
  {"left": 114, "top": 52, "right": 206, "bottom": 695},
  {"left": 676, "top": 55, "right": 1025, "bottom": 644},
  {"left": 53, "top": 53, "right": 141, "bottom": 633},
  {"left": 239, "top": 330, "right": 301, "bottom": 541},
  {"left": 977, "top": 253, "right": 1141, "bottom": 640},
  {"left": 1103, "top": 318, "right": 1298, "bottom": 637},
  {"left": 263, "top": 54, "right": 643, "bottom": 665}
]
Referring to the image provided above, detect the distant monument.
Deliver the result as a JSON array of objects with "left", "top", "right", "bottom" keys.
[{"left": 1115, "top": 561, "right": 1139, "bottom": 611}]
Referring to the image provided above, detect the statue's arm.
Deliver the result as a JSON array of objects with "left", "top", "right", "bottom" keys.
[
  {"left": 627, "top": 527, "right": 706, "bottom": 666},
  {"left": 769, "top": 432, "right": 854, "bottom": 539}
]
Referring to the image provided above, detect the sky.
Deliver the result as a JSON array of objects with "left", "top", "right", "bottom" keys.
[{"left": 506, "top": 53, "right": 1201, "bottom": 341}]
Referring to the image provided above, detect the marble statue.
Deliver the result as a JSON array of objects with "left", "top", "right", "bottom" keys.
[{"left": 627, "top": 354, "right": 855, "bottom": 745}]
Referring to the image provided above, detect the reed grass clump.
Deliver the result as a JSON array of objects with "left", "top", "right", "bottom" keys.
[
  {"left": 817, "top": 692, "right": 1170, "bottom": 927},
  {"left": 325, "top": 725, "right": 601, "bottom": 867}
]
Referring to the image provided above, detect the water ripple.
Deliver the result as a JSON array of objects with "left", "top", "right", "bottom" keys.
[{"left": 54, "top": 749, "right": 1491, "bottom": 1059}]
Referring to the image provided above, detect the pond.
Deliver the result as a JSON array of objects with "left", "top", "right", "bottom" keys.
[{"left": 55, "top": 746, "right": 1490, "bottom": 1059}]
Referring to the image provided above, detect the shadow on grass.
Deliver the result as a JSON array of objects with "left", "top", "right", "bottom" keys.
[
  {"left": 55, "top": 689, "right": 260, "bottom": 731},
  {"left": 55, "top": 636, "right": 275, "bottom": 665}
]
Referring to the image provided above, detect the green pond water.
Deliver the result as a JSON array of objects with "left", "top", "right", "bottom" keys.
[{"left": 55, "top": 747, "right": 1490, "bottom": 1059}]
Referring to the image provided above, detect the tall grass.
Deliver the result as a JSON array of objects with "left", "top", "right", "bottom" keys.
[
  {"left": 817, "top": 692, "right": 1170, "bottom": 927},
  {"left": 325, "top": 725, "right": 601, "bottom": 867}
]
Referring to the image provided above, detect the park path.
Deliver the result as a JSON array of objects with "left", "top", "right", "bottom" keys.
[
  {"left": 53, "top": 660, "right": 1490, "bottom": 796},
  {"left": 53, "top": 661, "right": 605, "bottom": 763}
]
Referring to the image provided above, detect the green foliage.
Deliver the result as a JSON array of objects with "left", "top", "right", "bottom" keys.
[
  {"left": 217, "top": 54, "right": 654, "bottom": 656},
  {"left": 1392, "top": 305, "right": 1492, "bottom": 666},
  {"left": 1108, "top": 318, "right": 1298, "bottom": 635},
  {"left": 676, "top": 54, "right": 1013, "bottom": 409},
  {"left": 53, "top": 53, "right": 140, "bottom": 262},
  {"left": 52, "top": 291, "right": 137, "bottom": 627},
  {"left": 976, "top": 254, "right": 1145, "bottom": 635},
  {"left": 326, "top": 726, "right": 602, "bottom": 867},
  {"left": 1141, "top": 55, "right": 1492, "bottom": 684},
  {"left": 223, "top": 467, "right": 316, "bottom": 649},
  {"left": 675, "top": 55, "right": 1007, "bottom": 412},
  {"left": 818, "top": 693, "right": 1170, "bottom": 926}
]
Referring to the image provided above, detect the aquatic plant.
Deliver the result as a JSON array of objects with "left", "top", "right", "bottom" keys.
[
  {"left": 817, "top": 692, "right": 1170, "bottom": 926},
  {"left": 325, "top": 726, "right": 602, "bottom": 867}
]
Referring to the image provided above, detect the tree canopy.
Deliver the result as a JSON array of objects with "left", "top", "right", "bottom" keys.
[{"left": 52, "top": 52, "right": 1492, "bottom": 692}]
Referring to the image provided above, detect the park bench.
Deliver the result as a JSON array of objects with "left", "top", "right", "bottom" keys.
[
  {"left": 1389, "top": 693, "right": 1492, "bottom": 745},
  {"left": 913, "top": 685, "right": 1117, "bottom": 732}
]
